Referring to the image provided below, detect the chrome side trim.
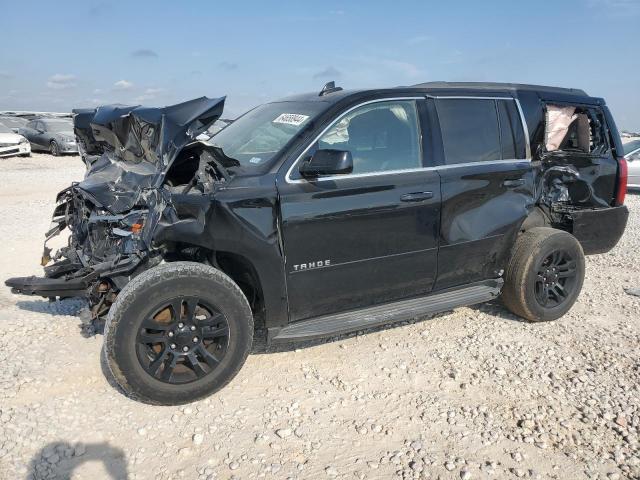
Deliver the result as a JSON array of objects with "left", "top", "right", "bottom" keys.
[
  {"left": 284, "top": 95, "right": 533, "bottom": 184},
  {"left": 514, "top": 98, "right": 532, "bottom": 159},
  {"left": 287, "top": 160, "right": 530, "bottom": 183}
]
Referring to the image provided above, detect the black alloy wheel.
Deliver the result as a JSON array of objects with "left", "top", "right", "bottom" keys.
[
  {"left": 104, "top": 262, "right": 254, "bottom": 405},
  {"left": 502, "top": 227, "right": 585, "bottom": 322},
  {"left": 137, "top": 296, "right": 230, "bottom": 384},
  {"left": 534, "top": 250, "right": 578, "bottom": 308}
]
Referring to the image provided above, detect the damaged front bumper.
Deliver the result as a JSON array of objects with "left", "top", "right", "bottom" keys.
[
  {"left": 5, "top": 185, "right": 150, "bottom": 300},
  {"left": 5, "top": 96, "right": 227, "bottom": 320}
]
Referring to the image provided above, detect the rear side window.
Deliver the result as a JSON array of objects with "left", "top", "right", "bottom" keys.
[
  {"left": 436, "top": 98, "right": 527, "bottom": 165},
  {"left": 498, "top": 100, "right": 527, "bottom": 159}
]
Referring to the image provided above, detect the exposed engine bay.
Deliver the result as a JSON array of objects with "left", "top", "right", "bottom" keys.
[{"left": 7, "top": 97, "right": 237, "bottom": 328}]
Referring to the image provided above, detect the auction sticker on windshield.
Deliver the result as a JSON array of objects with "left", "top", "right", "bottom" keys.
[{"left": 272, "top": 113, "right": 309, "bottom": 126}]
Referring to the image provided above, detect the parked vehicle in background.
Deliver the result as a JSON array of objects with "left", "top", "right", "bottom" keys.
[
  {"left": 0, "top": 122, "right": 31, "bottom": 157},
  {"left": 6, "top": 82, "right": 629, "bottom": 405},
  {"left": 624, "top": 139, "right": 640, "bottom": 189},
  {"left": 0, "top": 116, "right": 28, "bottom": 133},
  {"left": 19, "top": 118, "right": 78, "bottom": 155}
]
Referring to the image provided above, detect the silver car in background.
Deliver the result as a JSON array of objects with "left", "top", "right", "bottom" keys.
[
  {"left": 19, "top": 118, "right": 78, "bottom": 156},
  {"left": 624, "top": 139, "right": 640, "bottom": 189}
]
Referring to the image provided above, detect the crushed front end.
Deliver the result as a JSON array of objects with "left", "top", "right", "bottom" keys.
[{"left": 6, "top": 96, "right": 227, "bottom": 328}]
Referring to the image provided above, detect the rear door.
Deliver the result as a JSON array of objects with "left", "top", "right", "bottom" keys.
[
  {"left": 32, "top": 121, "right": 48, "bottom": 149},
  {"left": 277, "top": 98, "right": 441, "bottom": 322},
  {"left": 432, "top": 96, "right": 535, "bottom": 290},
  {"left": 22, "top": 121, "right": 41, "bottom": 148}
]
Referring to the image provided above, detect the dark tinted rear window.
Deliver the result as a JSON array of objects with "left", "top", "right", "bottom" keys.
[
  {"left": 497, "top": 100, "right": 527, "bottom": 159},
  {"left": 437, "top": 98, "right": 527, "bottom": 164},
  {"left": 437, "top": 99, "right": 501, "bottom": 164}
]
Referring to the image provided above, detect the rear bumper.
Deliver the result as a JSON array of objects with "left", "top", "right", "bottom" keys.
[{"left": 571, "top": 205, "right": 629, "bottom": 255}]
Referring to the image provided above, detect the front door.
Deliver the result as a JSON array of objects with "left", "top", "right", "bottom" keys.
[{"left": 277, "top": 98, "right": 441, "bottom": 322}]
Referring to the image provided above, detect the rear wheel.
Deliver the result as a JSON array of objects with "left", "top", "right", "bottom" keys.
[
  {"left": 50, "top": 140, "right": 60, "bottom": 156},
  {"left": 104, "top": 262, "right": 254, "bottom": 405},
  {"left": 502, "top": 227, "right": 585, "bottom": 322}
]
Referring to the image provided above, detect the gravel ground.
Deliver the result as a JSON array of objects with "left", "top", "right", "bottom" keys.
[{"left": 0, "top": 153, "right": 639, "bottom": 480}]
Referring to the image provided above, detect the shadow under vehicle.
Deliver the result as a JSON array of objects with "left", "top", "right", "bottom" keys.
[{"left": 6, "top": 81, "right": 629, "bottom": 404}]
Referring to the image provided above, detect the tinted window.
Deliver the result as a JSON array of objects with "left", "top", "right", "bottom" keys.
[
  {"left": 497, "top": 100, "right": 527, "bottom": 159},
  {"left": 43, "top": 120, "right": 73, "bottom": 133},
  {"left": 437, "top": 99, "right": 501, "bottom": 164},
  {"left": 316, "top": 100, "right": 421, "bottom": 174}
]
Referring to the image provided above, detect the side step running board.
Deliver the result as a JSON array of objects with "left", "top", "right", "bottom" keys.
[{"left": 271, "top": 279, "right": 503, "bottom": 343}]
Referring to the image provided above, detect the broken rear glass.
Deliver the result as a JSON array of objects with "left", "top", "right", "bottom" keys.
[{"left": 544, "top": 104, "right": 608, "bottom": 155}]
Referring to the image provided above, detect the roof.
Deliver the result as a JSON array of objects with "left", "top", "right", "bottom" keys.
[
  {"left": 410, "top": 81, "right": 589, "bottom": 96},
  {"left": 276, "top": 81, "right": 599, "bottom": 106}
]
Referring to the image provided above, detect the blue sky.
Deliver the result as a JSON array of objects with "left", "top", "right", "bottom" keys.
[{"left": 1, "top": 0, "right": 639, "bottom": 130}]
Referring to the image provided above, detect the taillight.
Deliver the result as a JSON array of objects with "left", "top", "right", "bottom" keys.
[{"left": 614, "top": 157, "right": 628, "bottom": 206}]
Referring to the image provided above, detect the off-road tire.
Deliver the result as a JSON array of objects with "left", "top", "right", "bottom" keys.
[
  {"left": 502, "top": 227, "right": 585, "bottom": 322},
  {"left": 104, "top": 262, "right": 254, "bottom": 405}
]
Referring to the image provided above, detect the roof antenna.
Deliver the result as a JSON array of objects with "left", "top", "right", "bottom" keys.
[{"left": 319, "top": 81, "right": 343, "bottom": 96}]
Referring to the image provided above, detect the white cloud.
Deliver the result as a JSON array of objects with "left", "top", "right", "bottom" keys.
[
  {"left": 134, "top": 87, "right": 165, "bottom": 103},
  {"left": 113, "top": 79, "right": 134, "bottom": 90},
  {"left": 407, "top": 35, "right": 432, "bottom": 45},
  {"left": 586, "top": 0, "right": 640, "bottom": 16},
  {"left": 47, "top": 73, "right": 77, "bottom": 90}
]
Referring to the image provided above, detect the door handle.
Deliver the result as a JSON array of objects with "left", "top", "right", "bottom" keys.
[
  {"left": 502, "top": 179, "right": 525, "bottom": 188},
  {"left": 400, "top": 191, "right": 434, "bottom": 202}
]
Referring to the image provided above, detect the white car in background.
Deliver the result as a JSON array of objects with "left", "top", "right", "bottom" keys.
[
  {"left": 0, "top": 122, "right": 31, "bottom": 158},
  {"left": 623, "top": 139, "right": 640, "bottom": 189}
]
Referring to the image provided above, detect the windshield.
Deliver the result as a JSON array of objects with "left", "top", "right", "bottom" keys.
[
  {"left": 0, "top": 123, "right": 13, "bottom": 134},
  {"left": 44, "top": 120, "right": 73, "bottom": 133},
  {"left": 623, "top": 139, "right": 640, "bottom": 155},
  {"left": 209, "top": 101, "right": 328, "bottom": 171}
]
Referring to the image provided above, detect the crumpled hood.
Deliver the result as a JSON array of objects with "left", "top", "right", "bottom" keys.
[{"left": 72, "top": 96, "right": 225, "bottom": 213}]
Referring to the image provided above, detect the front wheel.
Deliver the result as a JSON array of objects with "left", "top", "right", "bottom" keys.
[
  {"left": 502, "top": 227, "right": 585, "bottom": 322},
  {"left": 50, "top": 140, "right": 60, "bottom": 156},
  {"left": 104, "top": 262, "right": 254, "bottom": 405}
]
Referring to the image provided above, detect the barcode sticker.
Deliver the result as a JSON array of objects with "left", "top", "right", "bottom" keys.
[{"left": 272, "top": 113, "right": 309, "bottom": 126}]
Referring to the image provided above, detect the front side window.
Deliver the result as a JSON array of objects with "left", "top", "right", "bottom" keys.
[{"left": 315, "top": 100, "right": 422, "bottom": 174}]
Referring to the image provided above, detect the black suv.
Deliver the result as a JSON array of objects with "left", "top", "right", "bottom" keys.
[{"left": 6, "top": 82, "right": 629, "bottom": 405}]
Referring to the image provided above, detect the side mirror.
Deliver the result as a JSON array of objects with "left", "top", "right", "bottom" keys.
[{"left": 299, "top": 149, "right": 353, "bottom": 177}]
